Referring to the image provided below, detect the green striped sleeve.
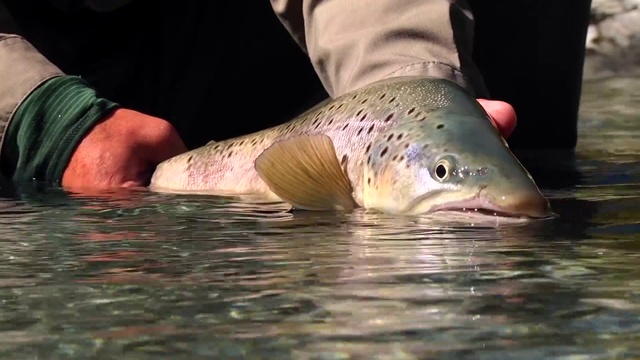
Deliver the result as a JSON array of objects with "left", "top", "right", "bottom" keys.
[{"left": 2, "top": 76, "right": 119, "bottom": 184}]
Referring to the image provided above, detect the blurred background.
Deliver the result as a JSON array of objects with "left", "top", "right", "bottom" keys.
[{"left": 585, "top": 0, "right": 640, "bottom": 79}]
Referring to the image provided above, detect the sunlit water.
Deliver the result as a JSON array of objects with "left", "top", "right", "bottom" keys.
[{"left": 0, "top": 75, "right": 639, "bottom": 359}]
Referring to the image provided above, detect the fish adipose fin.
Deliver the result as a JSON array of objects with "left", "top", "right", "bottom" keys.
[{"left": 255, "top": 134, "right": 357, "bottom": 211}]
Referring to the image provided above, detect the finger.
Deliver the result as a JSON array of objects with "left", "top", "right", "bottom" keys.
[{"left": 477, "top": 99, "right": 518, "bottom": 139}]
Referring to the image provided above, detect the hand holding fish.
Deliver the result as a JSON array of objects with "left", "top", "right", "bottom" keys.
[{"left": 61, "top": 108, "right": 187, "bottom": 191}]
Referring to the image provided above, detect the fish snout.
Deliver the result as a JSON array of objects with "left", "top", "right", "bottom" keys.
[{"left": 483, "top": 186, "right": 552, "bottom": 218}]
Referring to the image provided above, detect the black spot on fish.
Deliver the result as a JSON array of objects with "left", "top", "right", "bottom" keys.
[
  {"left": 328, "top": 118, "right": 334, "bottom": 126},
  {"left": 384, "top": 113, "right": 394, "bottom": 122},
  {"left": 357, "top": 127, "right": 364, "bottom": 136},
  {"left": 418, "top": 116, "right": 427, "bottom": 122},
  {"left": 251, "top": 139, "right": 257, "bottom": 145},
  {"left": 356, "top": 109, "right": 363, "bottom": 116},
  {"left": 386, "top": 134, "right": 394, "bottom": 142},
  {"left": 342, "top": 124, "right": 349, "bottom": 131},
  {"left": 352, "top": 94, "right": 358, "bottom": 100},
  {"left": 239, "top": 140, "right": 245, "bottom": 146},
  {"left": 360, "top": 114, "right": 367, "bottom": 122},
  {"left": 367, "top": 154, "right": 372, "bottom": 165},
  {"left": 399, "top": 155, "right": 405, "bottom": 161},
  {"left": 436, "top": 124, "right": 444, "bottom": 129},
  {"left": 341, "top": 154, "right": 348, "bottom": 166},
  {"left": 367, "top": 177, "right": 371, "bottom": 185},
  {"left": 214, "top": 144, "right": 221, "bottom": 150},
  {"left": 312, "top": 118, "right": 320, "bottom": 126},
  {"left": 329, "top": 105, "right": 335, "bottom": 111},
  {"left": 361, "top": 98, "right": 368, "bottom": 104},
  {"left": 365, "top": 143, "right": 372, "bottom": 153},
  {"left": 367, "top": 124, "right": 375, "bottom": 134},
  {"left": 379, "top": 93, "right": 386, "bottom": 100},
  {"left": 392, "top": 155, "right": 398, "bottom": 161},
  {"left": 187, "top": 155, "right": 193, "bottom": 163},
  {"left": 422, "top": 144, "right": 429, "bottom": 150},
  {"left": 337, "top": 104, "right": 344, "bottom": 110},
  {"left": 407, "top": 107, "right": 416, "bottom": 115},
  {"left": 227, "top": 152, "right": 233, "bottom": 158},
  {"left": 404, "top": 143, "right": 410, "bottom": 149},
  {"left": 388, "top": 97, "right": 396, "bottom": 104},
  {"left": 396, "top": 133, "right": 403, "bottom": 140},
  {"left": 380, "top": 147, "right": 388, "bottom": 158}
]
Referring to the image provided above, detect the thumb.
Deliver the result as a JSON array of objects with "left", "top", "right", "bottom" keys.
[{"left": 477, "top": 99, "right": 518, "bottom": 139}]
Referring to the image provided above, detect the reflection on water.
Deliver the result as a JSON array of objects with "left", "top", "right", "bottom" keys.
[{"left": 0, "top": 76, "right": 639, "bottom": 359}]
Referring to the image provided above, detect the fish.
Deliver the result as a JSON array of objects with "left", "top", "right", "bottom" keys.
[{"left": 149, "top": 76, "right": 552, "bottom": 218}]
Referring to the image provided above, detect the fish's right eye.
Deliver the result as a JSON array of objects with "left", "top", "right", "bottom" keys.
[{"left": 435, "top": 160, "right": 450, "bottom": 181}]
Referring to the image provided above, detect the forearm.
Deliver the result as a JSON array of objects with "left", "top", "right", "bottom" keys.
[
  {"left": 0, "top": 34, "right": 119, "bottom": 184},
  {"left": 271, "top": 0, "right": 488, "bottom": 98}
]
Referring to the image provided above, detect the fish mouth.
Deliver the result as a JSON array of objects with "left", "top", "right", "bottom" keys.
[
  {"left": 410, "top": 186, "right": 553, "bottom": 219},
  {"left": 430, "top": 196, "right": 537, "bottom": 218}
]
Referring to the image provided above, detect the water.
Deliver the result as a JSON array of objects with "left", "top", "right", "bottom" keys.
[{"left": 0, "top": 75, "right": 639, "bottom": 359}]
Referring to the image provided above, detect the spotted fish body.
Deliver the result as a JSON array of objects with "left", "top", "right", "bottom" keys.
[{"left": 150, "top": 76, "right": 551, "bottom": 218}]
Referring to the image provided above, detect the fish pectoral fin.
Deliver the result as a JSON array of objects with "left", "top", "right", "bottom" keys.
[{"left": 254, "top": 134, "right": 357, "bottom": 211}]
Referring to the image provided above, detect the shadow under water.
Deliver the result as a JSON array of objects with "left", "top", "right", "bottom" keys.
[{"left": 0, "top": 75, "right": 638, "bottom": 359}]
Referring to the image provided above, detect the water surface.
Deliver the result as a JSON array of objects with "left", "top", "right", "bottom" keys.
[{"left": 0, "top": 76, "right": 639, "bottom": 359}]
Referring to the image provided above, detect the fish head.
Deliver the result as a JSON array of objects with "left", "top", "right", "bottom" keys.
[{"left": 362, "top": 108, "right": 552, "bottom": 219}]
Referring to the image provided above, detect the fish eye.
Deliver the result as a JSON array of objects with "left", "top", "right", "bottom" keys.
[{"left": 435, "top": 160, "right": 450, "bottom": 181}]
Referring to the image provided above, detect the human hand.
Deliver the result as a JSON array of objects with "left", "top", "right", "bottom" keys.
[
  {"left": 61, "top": 108, "right": 188, "bottom": 191},
  {"left": 477, "top": 99, "right": 517, "bottom": 139}
]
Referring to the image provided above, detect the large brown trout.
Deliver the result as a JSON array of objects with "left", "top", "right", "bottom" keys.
[{"left": 150, "top": 76, "right": 551, "bottom": 218}]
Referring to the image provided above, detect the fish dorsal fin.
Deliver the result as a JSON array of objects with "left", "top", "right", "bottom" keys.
[
  {"left": 254, "top": 134, "right": 357, "bottom": 211},
  {"left": 206, "top": 140, "right": 218, "bottom": 145}
]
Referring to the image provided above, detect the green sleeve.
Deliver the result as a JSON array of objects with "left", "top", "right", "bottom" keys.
[{"left": 2, "top": 76, "right": 120, "bottom": 185}]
